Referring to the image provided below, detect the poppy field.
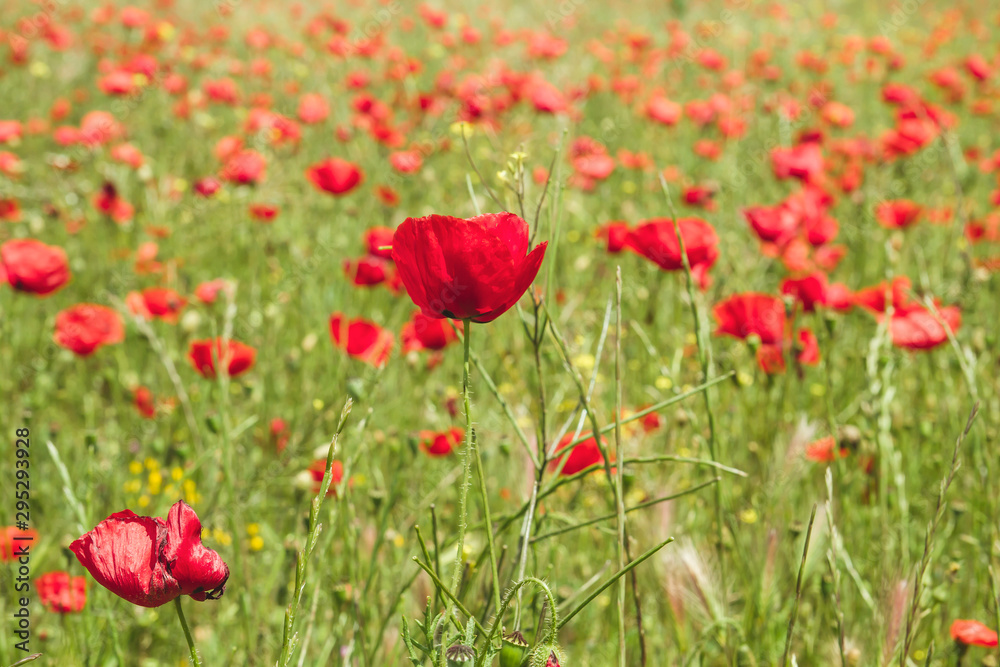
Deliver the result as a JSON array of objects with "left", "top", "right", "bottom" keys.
[{"left": 2, "top": 0, "right": 1000, "bottom": 665}]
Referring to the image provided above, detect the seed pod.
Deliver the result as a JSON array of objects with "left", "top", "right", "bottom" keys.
[
  {"left": 499, "top": 630, "right": 529, "bottom": 667},
  {"left": 446, "top": 643, "right": 475, "bottom": 664}
]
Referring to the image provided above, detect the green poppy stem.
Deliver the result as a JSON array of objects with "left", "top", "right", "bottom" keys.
[{"left": 174, "top": 597, "right": 202, "bottom": 667}]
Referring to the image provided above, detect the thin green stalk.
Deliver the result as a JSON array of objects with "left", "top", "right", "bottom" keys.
[
  {"left": 531, "top": 478, "right": 721, "bottom": 543},
  {"left": 558, "top": 537, "right": 675, "bottom": 631},
  {"left": 413, "top": 558, "right": 488, "bottom": 636},
  {"left": 277, "top": 399, "right": 354, "bottom": 667},
  {"left": 660, "top": 176, "right": 726, "bottom": 582},
  {"left": 614, "top": 267, "right": 627, "bottom": 667},
  {"left": 175, "top": 597, "right": 202, "bottom": 667},
  {"left": 465, "top": 323, "right": 503, "bottom": 618},
  {"left": 447, "top": 325, "right": 477, "bottom": 621},
  {"left": 898, "top": 403, "right": 980, "bottom": 666},
  {"left": 781, "top": 503, "right": 818, "bottom": 667}
]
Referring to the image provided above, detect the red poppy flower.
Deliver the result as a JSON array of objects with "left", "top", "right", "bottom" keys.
[
  {"left": 780, "top": 272, "right": 828, "bottom": 312},
  {"left": 329, "top": 313, "right": 394, "bottom": 366},
  {"left": 297, "top": 93, "right": 329, "bottom": 124},
  {"left": 596, "top": 222, "right": 630, "bottom": 253},
  {"left": 549, "top": 432, "right": 608, "bottom": 476},
  {"left": 0, "top": 526, "right": 37, "bottom": 562},
  {"left": 70, "top": 500, "right": 229, "bottom": 608},
  {"left": 194, "top": 176, "right": 222, "bottom": 198},
  {"left": 269, "top": 417, "right": 289, "bottom": 453},
  {"left": 646, "top": 95, "right": 682, "bottom": 125},
  {"left": 306, "top": 157, "right": 364, "bottom": 196},
  {"left": 307, "top": 458, "right": 344, "bottom": 497},
  {"left": 0, "top": 197, "right": 22, "bottom": 221},
  {"left": 36, "top": 571, "right": 87, "bottom": 613},
  {"left": 888, "top": 304, "right": 961, "bottom": 350},
  {"left": 826, "top": 283, "right": 854, "bottom": 311},
  {"left": 364, "top": 227, "right": 395, "bottom": 259},
  {"left": 92, "top": 182, "right": 134, "bottom": 223},
  {"left": 755, "top": 344, "right": 787, "bottom": 374},
  {"left": 624, "top": 218, "right": 719, "bottom": 288},
  {"left": 572, "top": 153, "right": 615, "bottom": 180},
  {"left": 796, "top": 328, "right": 821, "bottom": 366},
  {"left": 875, "top": 199, "right": 922, "bottom": 229},
  {"left": 805, "top": 436, "right": 847, "bottom": 463},
  {"left": 713, "top": 293, "right": 785, "bottom": 345},
  {"left": 1, "top": 239, "right": 70, "bottom": 296},
  {"left": 134, "top": 386, "right": 155, "bottom": 418},
  {"left": 220, "top": 150, "right": 266, "bottom": 185},
  {"left": 744, "top": 205, "right": 799, "bottom": 246},
  {"left": 391, "top": 212, "right": 547, "bottom": 323},
  {"left": 951, "top": 620, "right": 998, "bottom": 647},
  {"left": 389, "top": 150, "right": 423, "bottom": 174},
  {"left": 402, "top": 312, "right": 463, "bottom": 352},
  {"left": 54, "top": 304, "right": 125, "bottom": 356},
  {"left": 419, "top": 427, "right": 463, "bottom": 456},
  {"left": 248, "top": 203, "right": 280, "bottom": 222},
  {"left": 194, "top": 279, "right": 232, "bottom": 305},
  {"left": 343, "top": 256, "right": 393, "bottom": 287},
  {"left": 126, "top": 288, "right": 186, "bottom": 323},
  {"left": 771, "top": 143, "right": 824, "bottom": 183},
  {"left": 187, "top": 338, "right": 257, "bottom": 378},
  {"left": 853, "top": 276, "right": 911, "bottom": 314}
]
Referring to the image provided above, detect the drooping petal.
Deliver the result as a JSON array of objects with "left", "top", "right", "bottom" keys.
[{"left": 69, "top": 510, "right": 180, "bottom": 608}]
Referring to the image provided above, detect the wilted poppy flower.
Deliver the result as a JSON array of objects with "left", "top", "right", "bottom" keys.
[
  {"left": 549, "top": 432, "right": 608, "bottom": 476},
  {"left": 306, "top": 157, "right": 363, "bottom": 195},
  {"left": 1, "top": 239, "right": 70, "bottom": 296},
  {"left": 402, "top": 312, "right": 462, "bottom": 352},
  {"left": 419, "top": 426, "right": 463, "bottom": 456},
  {"left": 330, "top": 313, "right": 394, "bottom": 366},
  {"left": 126, "top": 287, "right": 186, "bottom": 323},
  {"left": 54, "top": 304, "right": 125, "bottom": 356},
  {"left": 0, "top": 526, "right": 37, "bottom": 561},
  {"left": 951, "top": 620, "right": 998, "bottom": 647},
  {"left": 624, "top": 218, "right": 719, "bottom": 288},
  {"left": 188, "top": 338, "right": 256, "bottom": 378},
  {"left": 70, "top": 500, "right": 229, "bottom": 608},
  {"left": 391, "top": 212, "right": 547, "bottom": 323},
  {"left": 36, "top": 571, "right": 87, "bottom": 613}
]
